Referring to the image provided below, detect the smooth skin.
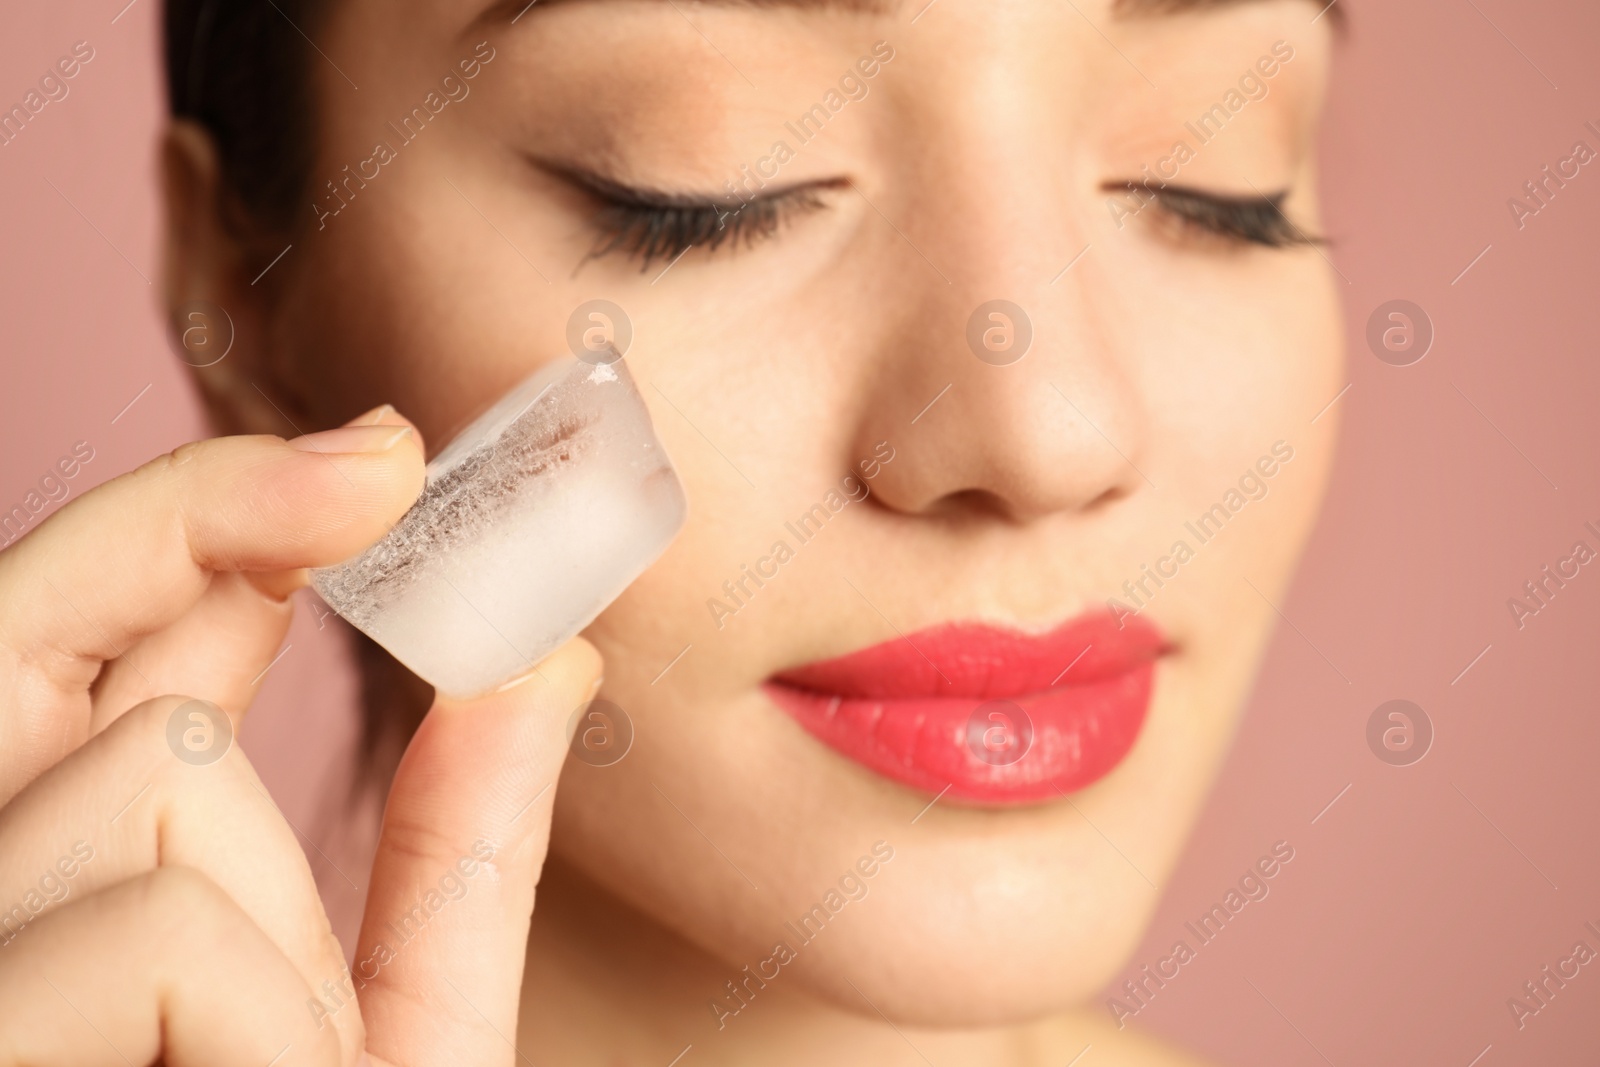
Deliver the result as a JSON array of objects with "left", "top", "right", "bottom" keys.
[
  {"left": 0, "top": 418, "right": 603, "bottom": 1066},
  {"left": 1, "top": 0, "right": 1342, "bottom": 1063}
]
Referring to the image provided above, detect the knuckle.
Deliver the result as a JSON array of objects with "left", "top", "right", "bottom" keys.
[
  {"left": 137, "top": 865, "right": 241, "bottom": 940},
  {"left": 131, "top": 868, "right": 345, "bottom": 1065},
  {"left": 0, "top": 637, "right": 87, "bottom": 700},
  {"left": 124, "top": 692, "right": 194, "bottom": 734},
  {"left": 379, "top": 810, "right": 480, "bottom": 873},
  {"left": 124, "top": 448, "right": 183, "bottom": 497},
  {"left": 120, "top": 693, "right": 246, "bottom": 772},
  {"left": 162, "top": 439, "right": 211, "bottom": 471},
  {"left": 120, "top": 693, "right": 201, "bottom": 757}
]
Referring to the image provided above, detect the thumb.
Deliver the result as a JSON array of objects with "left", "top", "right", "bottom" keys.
[{"left": 355, "top": 637, "right": 603, "bottom": 1067}]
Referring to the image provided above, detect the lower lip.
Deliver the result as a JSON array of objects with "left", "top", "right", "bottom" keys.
[{"left": 764, "top": 614, "right": 1167, "bottom": 806}]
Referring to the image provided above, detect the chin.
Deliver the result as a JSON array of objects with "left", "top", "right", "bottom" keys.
[{"left": 771, "top": 839, "right": 1170, "bottom": 1028}]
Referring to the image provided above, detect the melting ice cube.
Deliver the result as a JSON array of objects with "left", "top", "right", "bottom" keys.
[{"left": 312, "top": 355, "right": 687, "bottom": 698}]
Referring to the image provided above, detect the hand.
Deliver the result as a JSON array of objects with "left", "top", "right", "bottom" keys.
[{"left": 0, "top": 408, "right": 603, "bottom": 1066}]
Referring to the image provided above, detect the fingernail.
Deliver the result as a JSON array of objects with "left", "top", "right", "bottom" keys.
[
  {"left": 366, "top": 403, "right": 396, "bottom": 425},
  {"left": 585, "top": 674, "right": 605, "bottom": 702},
  {"left": 288, "top": 425, "right": 412, "bottom": 455},
  {"left": 493, "top": 664, "right": 550, "bottom": 694}
]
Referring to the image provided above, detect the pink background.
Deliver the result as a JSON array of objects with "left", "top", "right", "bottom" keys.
[{"left": 3, "top": 0, "right": 1597, "bottom": 1062}]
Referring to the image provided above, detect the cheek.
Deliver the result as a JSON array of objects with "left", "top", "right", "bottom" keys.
[
  {"left": 1095, "top": 239, "right": 1343, "bottom": 712},
  {"left": 1132, "top": 247, "right": 1343, "bottom": 534},
  {"left": 283, "top": 168, "right": 558, "bottom": 436},
  {"left": 279, "top": 136, "right": 831, "bottom": 690}
]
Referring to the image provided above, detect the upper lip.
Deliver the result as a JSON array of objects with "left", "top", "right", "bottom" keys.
[{"left": 770, "top": 612, "right": 1170, "bottom": 700}]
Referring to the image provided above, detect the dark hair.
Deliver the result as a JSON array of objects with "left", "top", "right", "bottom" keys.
[
  {"left": 163, "top": 0, "right": 324, "bottom": 234},
  {"left": 165, "top": 0, "right": 435, "bottom": 789}
]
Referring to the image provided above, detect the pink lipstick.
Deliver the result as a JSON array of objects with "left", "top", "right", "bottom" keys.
[{"left": 765, "top": 612, "right": 1168, "bottom": 805}]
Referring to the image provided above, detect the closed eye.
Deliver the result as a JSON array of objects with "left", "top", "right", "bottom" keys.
[
  {"left": 545, "top": 163, "right": 837, "bottom": 271},
  {"left": 1106, "top": 181, "right": 1324, "bottom": 249}
]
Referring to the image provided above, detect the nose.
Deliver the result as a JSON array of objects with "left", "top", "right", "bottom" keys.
[
  {"left": 843, "top": 17, "right": 1152, "bottom": 526},
  {"left": 850, "top": 224, "right": 1150, "bottom": 526}
]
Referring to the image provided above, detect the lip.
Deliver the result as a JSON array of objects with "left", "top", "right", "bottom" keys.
[{"left": 764, "top": 612, "right": 1170, "bottom": 806}]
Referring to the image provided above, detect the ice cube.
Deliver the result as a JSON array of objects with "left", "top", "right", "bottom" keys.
[{"left": 311, "top": 355, "right": 687, "bottom": 698}]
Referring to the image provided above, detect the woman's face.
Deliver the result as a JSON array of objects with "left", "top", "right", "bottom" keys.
[{"left": 243, "top": 0, "right": 1340, "bottom": 1025}]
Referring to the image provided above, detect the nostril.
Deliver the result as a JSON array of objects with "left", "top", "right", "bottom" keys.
[
  {"left": 950, "top": 488, "right": 1012, "bottom": 519},
  {"left": 927, "top": 488, "right": 1046, "bottom": 524},
  {"left": 1086, "top": 483, "right": 1132, "bottom": 512},
  {"left": 922, "top": 481, "right": 1134, "bottom": 524}
]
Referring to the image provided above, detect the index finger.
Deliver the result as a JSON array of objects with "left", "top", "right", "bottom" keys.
[{"left": 0, "top": 410, "right": 424, "bottom": 801}]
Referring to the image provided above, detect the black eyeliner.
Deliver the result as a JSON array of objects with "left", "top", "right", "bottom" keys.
[
  {"left": 1106, "top": 180, "right": 1324, "bottom": 249},
  {"left": 534, "top": 159, "right": 833, "bottom": 270}
]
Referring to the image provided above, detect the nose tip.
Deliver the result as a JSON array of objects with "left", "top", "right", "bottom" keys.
[{"left": 859, "top": 362, "right": 1149, "bottom": 524}]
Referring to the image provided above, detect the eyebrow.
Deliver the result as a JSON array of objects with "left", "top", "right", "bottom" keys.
[
  {"left": 1115, "top": 0, "right": 1343, "bottom": 27},
  {"left": 476, "top": 0, "right": 887, "bottom": 22},
  {"left": 482, "top": 0, "right": 1342, "bottom": 24}
]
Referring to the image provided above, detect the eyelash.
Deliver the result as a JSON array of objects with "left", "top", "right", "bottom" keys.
[
  {"left": 579, "top": 177, "right": 1318, "bottom": 269},
  {"left": 1111, "top": 181, "right": 1323, "bottom": 249},
  {"left": 585, "top": 187, "right": 828, "bottom": 271}
]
